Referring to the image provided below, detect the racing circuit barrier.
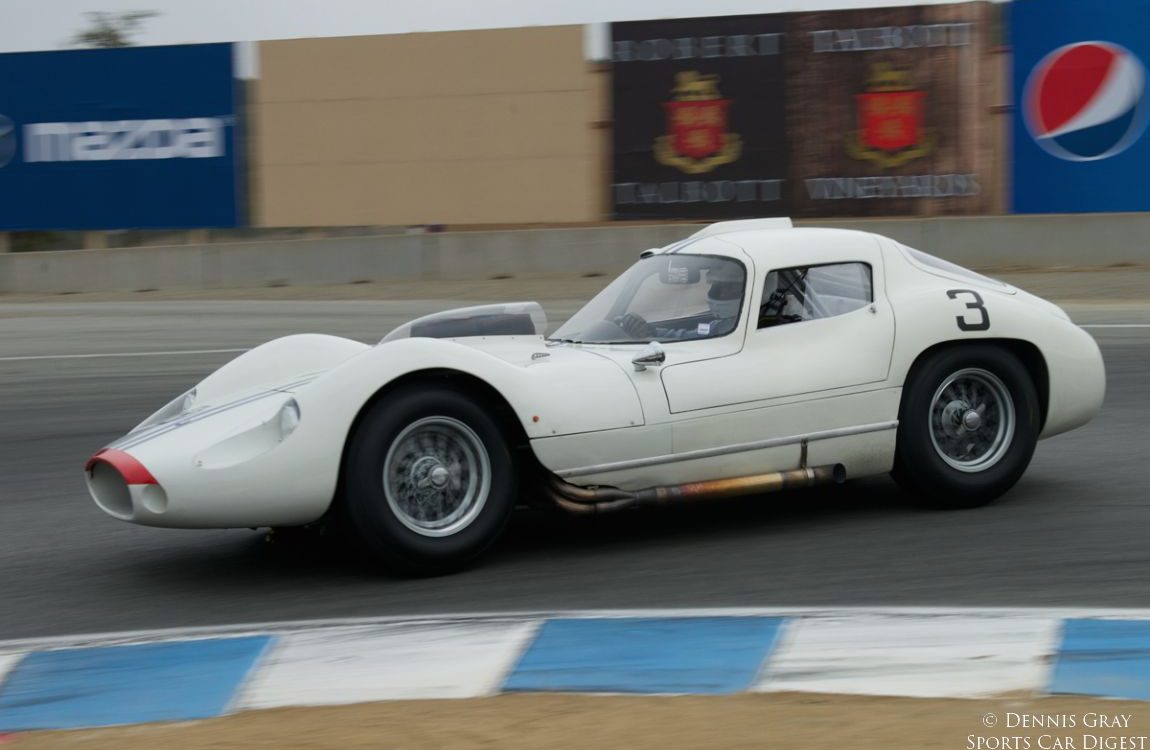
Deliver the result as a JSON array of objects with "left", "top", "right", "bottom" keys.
[
  {"left": 2, "top": 608, "right": 1150, "bottom": 732},
  {"left": 1, "top": 213, "right": 1149, "bottom": 296}
]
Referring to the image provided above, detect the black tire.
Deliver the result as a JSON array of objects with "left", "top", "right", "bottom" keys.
[
  {"left": 342, "top": 385, "right": 517, "bottom": 573},
  {"left": 892, "top": 344, "right": 1040, "bottom": 509}
]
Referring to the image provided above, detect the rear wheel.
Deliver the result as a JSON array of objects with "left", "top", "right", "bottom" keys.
[
  {"left": 893, "top": 344, "right": 1040, "bottom": 508},
  {"left": 342, "top": 385, "right": 516, "bottom": 573}
]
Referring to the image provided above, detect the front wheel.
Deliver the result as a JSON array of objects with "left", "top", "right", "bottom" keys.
[
  {"left": 342, "top": 385, "right": 517, "bottom": 573},
  {"left": 893, "top": 344, "right": 1040, "bottom": 509}
]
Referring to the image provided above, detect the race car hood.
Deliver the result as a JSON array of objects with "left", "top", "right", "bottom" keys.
[
  {"left": 131, "top": 334, "right": 370, "bottom": 432},
  {"left": 133, "top": 300, "right": 645, "bottom": 440},
  {"left": 439, "top": 336, "right": 596, "bottom": 367},
  {"left": 213, "top": 299, "right": 548, "bottom": 399}
]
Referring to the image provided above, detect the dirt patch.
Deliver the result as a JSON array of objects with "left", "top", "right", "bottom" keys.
[{"left": 14, "top": 693, "right": 1150, "bottom": 750}]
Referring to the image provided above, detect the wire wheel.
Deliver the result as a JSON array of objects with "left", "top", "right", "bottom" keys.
[
  {"left": 928, "top": 367, "right": 1016, "bottom": 473},
  {"left": 382, "top": 416, "right": 492, "bottom": 537}
]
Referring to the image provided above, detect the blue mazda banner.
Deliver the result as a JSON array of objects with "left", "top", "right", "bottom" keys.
[
  {"left": 0, "top": 44, "right": 242, "bottom": 230},
  {"left": 1011, "top": 0, "right": 1150, "bottom": 213}
]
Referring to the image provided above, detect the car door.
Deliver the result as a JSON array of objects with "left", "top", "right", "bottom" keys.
[
  {"left": 600, "top": 239, "right": 755, "bottom": 422},
  {"left": 660, "top": 237, "right": 896, "bottom": 462}
]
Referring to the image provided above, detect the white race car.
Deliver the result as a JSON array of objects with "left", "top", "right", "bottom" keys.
[{"left": 85, "top": 219, "right": 1106, "bottom": 571}]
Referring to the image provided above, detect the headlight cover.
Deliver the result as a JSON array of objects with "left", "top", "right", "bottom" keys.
[
  {"left": 180, "top": 388, "right": 198, "bottom": 413},
  {"left": 278, "top": 398, "right": 301, "bottom": 440},
  {"left": 132, "top": 388, "right": 197, "bottom": 433}
]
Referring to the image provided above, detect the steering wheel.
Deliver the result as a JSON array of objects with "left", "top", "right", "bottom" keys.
[{"left": 613, "top": 312, "right": 656, "bottom": 340}]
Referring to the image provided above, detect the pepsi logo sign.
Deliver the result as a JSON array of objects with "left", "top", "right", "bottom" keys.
[{"left": 1023, "top": 41, "right": 1148, "bottom": 162}]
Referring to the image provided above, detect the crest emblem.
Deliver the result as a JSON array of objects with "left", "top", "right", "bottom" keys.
[
  {"left": 848, "top": 63, "right": 933, "bottom": 168},
  {"left": 654, "top": 71, "right": 742, "bottom": 174}
]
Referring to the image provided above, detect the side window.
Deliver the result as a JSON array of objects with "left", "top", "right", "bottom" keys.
[{"left": 758, "top": 262, "right": 872, "bottom": 329}]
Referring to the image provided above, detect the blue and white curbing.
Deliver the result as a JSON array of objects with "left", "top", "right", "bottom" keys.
[{"left": 2, "top": 608, "right": 1150, "bottom": 732}]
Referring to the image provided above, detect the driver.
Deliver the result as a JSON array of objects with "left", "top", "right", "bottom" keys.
[
  {"left": 620, "top": 263, "right": 743, "bottom": 341},
  {"left": 697, "top": 263, "right": 743, "bottom": 337}
]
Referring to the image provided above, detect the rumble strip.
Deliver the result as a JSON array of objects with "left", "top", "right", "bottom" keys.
[{"left": 2, "top": 608, "right": 1150, "bottom": 732}]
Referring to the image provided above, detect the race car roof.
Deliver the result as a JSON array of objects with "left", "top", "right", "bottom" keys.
[{"left": 663, "top": 224, "right": 882, "bottom": 263}]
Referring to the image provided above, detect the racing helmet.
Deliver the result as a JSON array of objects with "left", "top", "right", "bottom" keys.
[{"left": 706, "top": 262, "right": 744, "bottom": 320}]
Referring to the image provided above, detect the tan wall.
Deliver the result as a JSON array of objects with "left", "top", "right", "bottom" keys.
[
  {"left": 254, "top": 27, "right": 604, "bottom": 227},
  {"left": 991, "top": 43, "right": 1011, "bottom": 214}
]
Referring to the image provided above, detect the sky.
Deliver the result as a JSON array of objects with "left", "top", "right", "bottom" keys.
[{"left": 3, "top": 0, "right": 1003, "bottom": 58}]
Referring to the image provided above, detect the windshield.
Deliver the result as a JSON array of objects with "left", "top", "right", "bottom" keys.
[{"left": 550, "top": 254, "right": 746, "bottom": 344}]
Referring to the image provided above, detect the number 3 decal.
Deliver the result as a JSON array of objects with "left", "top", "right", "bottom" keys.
[{"left": 946, "top": 289, "right": 990, "bottom": 331}]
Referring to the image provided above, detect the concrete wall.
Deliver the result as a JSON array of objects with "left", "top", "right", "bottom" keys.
[
  {"left": 254, "top": 27, "right": 605, "bottom": 227},
  {"left": 2, "top": 214, "right": 1148, "bottom": 295}
]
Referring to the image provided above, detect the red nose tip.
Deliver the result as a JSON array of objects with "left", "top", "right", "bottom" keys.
[{"left": 85, "top": 449, "right": 157, "bottom": 485}]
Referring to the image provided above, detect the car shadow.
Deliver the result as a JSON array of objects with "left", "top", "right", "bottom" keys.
[
  {"left": 502, "top": 476, "right": 916, "bottom": 554},
  {"left": 124, "top": 475, "right": 927, "bottom": 587}
]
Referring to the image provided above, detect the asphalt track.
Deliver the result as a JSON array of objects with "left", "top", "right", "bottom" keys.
[{"left": 1, "top": 299, "right": 1148, "bottom": 640}]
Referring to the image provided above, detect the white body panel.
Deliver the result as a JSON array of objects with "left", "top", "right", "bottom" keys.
[
  {"left": 660, "top": 232, "right": 894, "bottom": 413},
  {"left": 532, "top": 388, "right": 900, "bottom": 490},
  {"left": 98, "top": 335, "right": 645, "bottom": 528},
  {"left": 873, "top": 237, "right": 1104, "bottom": 438},
  {"left": 86, "top": 223, "right": 1106, "bottom": 530}
]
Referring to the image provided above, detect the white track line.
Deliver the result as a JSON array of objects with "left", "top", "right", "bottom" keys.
[
  {"left": 0, "top": 348, "right": 249, "bottom": 362},
  {"left": 2, "top": 606, "right": 1150, "bottom": 653},
  {"left": 757, "top": 615, "right": 1062, "bottom": 698}
]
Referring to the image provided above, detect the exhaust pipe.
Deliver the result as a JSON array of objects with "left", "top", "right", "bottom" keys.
[{"left": 548, "top": 464, "right": 846, "bottom": 515}]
